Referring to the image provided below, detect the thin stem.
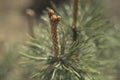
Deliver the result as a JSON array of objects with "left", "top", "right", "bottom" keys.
[
  {"left": 73, "top": 0, "right": 79, "bottom": 27},
  {"left": 72, "top": 0, "right": 79, "bottom": 41},
  {"left": 26, "top": 9, "right": 36, "bottom": 38}
]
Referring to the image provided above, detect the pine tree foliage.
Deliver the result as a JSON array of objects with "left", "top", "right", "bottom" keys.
[{"left": 20, "top": 0, "right": 120, "bottom": 80}]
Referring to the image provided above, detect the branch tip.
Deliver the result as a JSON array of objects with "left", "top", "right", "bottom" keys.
[
  {"left": 48, "top": 9, "right": 55, "bottom": 18},
  {"left": 47, "top": 9, "right": 61, "bottom": 57}
]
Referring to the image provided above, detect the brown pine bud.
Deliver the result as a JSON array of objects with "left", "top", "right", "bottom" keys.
[
  {"left": 56, "top": 16, "right": 61, "bottom": 21},
  {"left": 48, "top": 9, "right": 55, "bottom": 18},
  {"left": 51, "top": 15, "right": 57, "bottom": 22},
  {"left": 51, "top": 15, "right": 61, "bottom": 24}
]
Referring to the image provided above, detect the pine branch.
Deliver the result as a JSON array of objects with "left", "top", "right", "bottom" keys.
[
  {"left": 19, "top": 0, "right": 120, "bottom": 80},
  {"left": 72, "top": 0, "right": 79, "bottom": 41}
]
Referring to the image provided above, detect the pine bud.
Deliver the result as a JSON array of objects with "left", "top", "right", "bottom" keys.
[
  {"left": 48, "top": 9, "right": 55, "bottom": 18},
  {"left": 51, "top": 15, "right": 57, "bottom": 22},
  {"left": 51, "top": 15, "right": 61, "bottom": 24},
  {"left": 56, "top": 16, "right": 61, "bottom": 21}
]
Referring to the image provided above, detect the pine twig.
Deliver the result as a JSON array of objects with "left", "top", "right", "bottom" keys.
[
  {"left": 26, "top": 9, "right": 36, "bottom": 38},
  {"left": 48, "top": 9, "right": 61, "bottom": 57},
  {"left": 72, "top": 0, "right": 79, "bottom": 41}
]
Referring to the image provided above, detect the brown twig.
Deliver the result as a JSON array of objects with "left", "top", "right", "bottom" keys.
[
  {"left": 26, "top": 9, "right": 36, "bottom": 38},
  {"left": 72, "top": 0, "right": 79, "bottom": 41},
  {"left": 48, "top": 9, "right": 61, "bottom": 57}
]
